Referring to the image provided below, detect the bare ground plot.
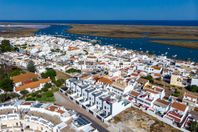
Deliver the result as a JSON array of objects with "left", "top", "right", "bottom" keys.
[
  {"left": 108, "top": 107, "right": 180, "bottom": 132},
  {"left": 55, "top": 70, "right": 71, "bottom": 80}
]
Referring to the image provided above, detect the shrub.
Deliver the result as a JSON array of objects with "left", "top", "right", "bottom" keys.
[
  {"left": 20, "top": 90, "right": 29, "bottom": 95},
  {"left": 0, "top": 77, "right": 13, "bottom": 91},
  {"left": 141, "top": 75, "right": 154, "bottom": 83},
  {"left": 66, "top": 68, "right": 81, "bottom": 74},
  {"left": 26, "top": 97, "right": 36, "bottom": 101},
  {"left": 45, "top": 91, "right": 53, "bottom": 97},
  {"left": 54, "top": 79, "right": 65, "bottom": 87},
  {"left": 186, "top": 85, "right": 198, "bottom": 93},
  {"left": 172, "top": 89, "right": 180, "bottom": 97},
  {"left": 0, "top": 93, "right": 20, "bottom": 103}
]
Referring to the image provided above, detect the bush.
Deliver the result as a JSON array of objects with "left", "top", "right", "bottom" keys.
[
  {"left": 54, "top": 79, "right": 65, "bottom": 87},
  {"left": 45, "top": 91, "right": 53, "bottom": 97},
  {"left": 189, "top": 121, "right": 198, "bottom": 132},
  {"left": 172, "top": 89, "right": 180, "bottom": 97},
  {"left": 0, "top": 77, "right": 13, "bottom": 91},
  {"left": 9, "top": 68, "right": 23, "bottom": 77},
  {"left": 20, "top": 90, "right": 29, "bottom": 95},
  {"left": 44, "top": 83, "right": 52, "bottom": 89},
  {"left": 32, "top": 78, "right": 39, "bottom": 82},
  {"left": 26, "top": 97, "right": 36, "bottom": 101},
  {"left": 66, "top": 68, "right": 81, "bottom": 74},
  {"left": 141, "top": 75, "right": 154, "bottom": 83},
  {"left": 0, "top": 93, "right": 20, "bottom": 103},
  {"left": 36, "top": 94, "right": 42, "bottom": 98},
  {"left": 114, "top": 116, "right": 121, "bottom": 123},
  {"left": 186, "top": 85, "right": 198, "bottom": 93}
]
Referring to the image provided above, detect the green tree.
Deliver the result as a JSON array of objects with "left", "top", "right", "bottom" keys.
[
  {"left": 41, "top": 68, "right": 56, "bottom": 80},
  {"left": 0, "top": 40, "right": 13, "bottom": 52},
  {"left": 0, "top": 77, "right": 13, "bottom": 91},
  {"left": 189, "top": 121, "right": 198, "bottom": 132},
  {"left": 27, "top": 60, "right": 36, "bottom": 73}
]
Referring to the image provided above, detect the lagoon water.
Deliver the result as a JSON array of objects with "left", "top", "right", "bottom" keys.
[{"left": 35, "top": 25, "right": 198, "bottom": 62}]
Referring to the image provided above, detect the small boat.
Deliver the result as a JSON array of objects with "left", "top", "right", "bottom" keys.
[{"left": 173, "top": 54, "right": 177, "bottom": 58}]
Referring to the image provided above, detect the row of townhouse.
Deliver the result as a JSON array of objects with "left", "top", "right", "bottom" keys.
[{"left": 60, "top": 77, "right": 131, "bottom": 122}]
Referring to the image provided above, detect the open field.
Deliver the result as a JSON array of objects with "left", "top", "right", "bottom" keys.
[
  {"left": 0, "top": 27, "right": 38, "bottom": 37},
  {"left": 152, "top": 40, "right": 198, "bottom": 49},
  {"left": 108, "top": 107, "right": 179, "bottom": 132}
]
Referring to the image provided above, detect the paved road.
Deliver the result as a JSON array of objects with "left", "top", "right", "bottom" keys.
[{"left": 54, "top": 92, "right": 109, "bottom": 132}]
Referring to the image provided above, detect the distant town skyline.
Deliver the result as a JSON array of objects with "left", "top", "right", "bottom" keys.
[{"left": 0, "top": 0, "right": 197, "bottom": 20}]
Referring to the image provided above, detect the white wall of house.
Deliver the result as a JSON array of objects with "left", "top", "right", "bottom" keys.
[
  {"left": 153, "top": 105, "right": 170, "bottom": 114},
  {"left": 191, "top": 78, "right": 198, "bottom": 86}
]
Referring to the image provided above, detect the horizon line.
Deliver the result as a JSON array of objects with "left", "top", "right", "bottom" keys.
[{"left": 0, "top": 19, "right": 198, "bottom": 21}]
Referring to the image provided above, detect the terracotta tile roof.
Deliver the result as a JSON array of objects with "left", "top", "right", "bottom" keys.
[
  {"left": 171, "top": 102, "right": 187, "bottom": 112},
  {"left": 145, "top": 89, "right": 158, "bottom": 94},
  {"left": 47, "top": 105, "right": 58, "bottom": 111},
  {"left": 47, "top": 105, "right": 65, "bottom": 114},
  {"left": 57, "top": 109, "right": 65, "bottom": 114},
  {"left": 131, "top": 90, "right": 140, "bottom": 97},
  {"left": 151, "top": 66, "right": 161, "bottom": 70},
  {"left": 12, "top": 72, "right": 38, "bottom": 83},
  {"left": 155, "top": 99, "right": 170, "bottom": 106},
  {"left": 68, "top": 46, "right": 79, "bottom": 51},
  {"left": 15, "top": 78, "right": 50, "bottom": 91},
  {"left": 167, "top": 112, "right": 181, "bottom": 122},
  {"left": 22, "top": 102, "right": 32, "bottom": 106},
  {"left": 154, "top": 73, "right": 161, "bottom": 77},
  {"left": 98, "top": 77, "right": 113, "bottom": 85},
  {"left": 137, "top": 78, "right": 148, "bottom": 85}
]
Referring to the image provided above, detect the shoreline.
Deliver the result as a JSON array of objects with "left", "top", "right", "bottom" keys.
[{"left": 151, "top": 40, "right": 198, "bottom": 49}]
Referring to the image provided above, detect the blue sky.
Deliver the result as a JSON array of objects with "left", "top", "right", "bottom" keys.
[{"left": 0, "top": 0, "right": 197, "bottom": 20}]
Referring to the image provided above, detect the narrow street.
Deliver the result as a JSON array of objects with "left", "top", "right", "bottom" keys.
[{"left": 54, "top": 92, "right": 109, "bottom": 132}]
